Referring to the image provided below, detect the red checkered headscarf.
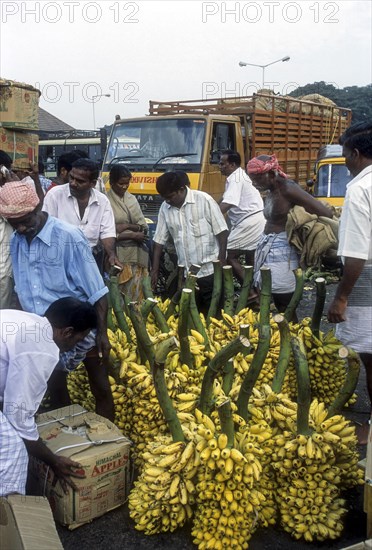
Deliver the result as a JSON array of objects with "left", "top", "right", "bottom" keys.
[
  {"left": 0, "top": 180, "right": 40, "bottom": 218},
  {"left": 247, "top": 155, "right": 288, "bottom": 179}
]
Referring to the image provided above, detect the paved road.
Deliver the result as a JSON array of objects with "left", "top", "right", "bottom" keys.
[{"left": 57, "top": 282, "right": 370, "bottom": 549}]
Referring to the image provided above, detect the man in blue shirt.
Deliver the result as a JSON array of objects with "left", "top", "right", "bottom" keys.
[{"left": 0, "top": 180, "right": 114, "bottom": 420}]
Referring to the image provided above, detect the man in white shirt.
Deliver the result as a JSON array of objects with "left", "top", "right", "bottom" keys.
[
  {"left": 43, "top": 158, "right": 121, "bottom": 272},
  {"left": 328, "top": 121, "right": 372, "bottom": 444},
  {"left": 151, "top": 171, "right": 228, "bottom": 313},
  {"left": 0, "top": 297, "right": 97, "bottom": 496},
  {"left": 219, "top": 150, "right": 265, "bottom": 283}
]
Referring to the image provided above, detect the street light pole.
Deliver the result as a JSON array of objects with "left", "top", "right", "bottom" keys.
[
  {"left": 238, "top": 56, "right": 290, "bottom": 88},
  {"left": 92, "top": 93, "right": 111, "bottom": 130}
]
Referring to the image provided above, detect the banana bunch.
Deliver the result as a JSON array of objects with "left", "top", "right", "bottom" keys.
[
  {"left": 107, "top": 327, "right": 135, "bottom": 367},
  {"left": 128, "top": 435, "right": 198, "bottom": 534},
  {"left": 298, "top": 321, "right": 357, "bottom": 406},
  {"left": 309, "top": 401, "right": 364, "bottom": 489},
  {"left": 272, "top": 429, "right": 347, "bottom": 542},
  {"left": 191, "top": 408, "right": 266, "bottom": 550},
  {"left": 67, "top": 364, "right": 95, "bottom": 412},
  {"left": 247, "top": 385, "right": 297, "bottom": 431}
]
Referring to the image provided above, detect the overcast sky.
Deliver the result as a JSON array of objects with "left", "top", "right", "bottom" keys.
[{"left": 1, "top": 0, "right": 371, "bottom": 130}]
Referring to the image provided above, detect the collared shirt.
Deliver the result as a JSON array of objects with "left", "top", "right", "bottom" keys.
[
  {"left": 10, "top": 215, "right": 108, "bottom": 316},
  {"left": 222, "top": 167, "right": 264, "bottom": 227},
  {"left": 42, "top": 184, "right": 116, "bottom": 247},
  {"left": 153, "top": 187, "right": 228, "bottom": 278},
  {"left": 0, "top": 309, "right": 59, "bottom": 440},
  {"left": 338, "top": 164, "right": 372, "bottom": 262}
]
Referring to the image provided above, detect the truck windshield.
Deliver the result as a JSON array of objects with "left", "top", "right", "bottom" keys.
[
  {"left": 317, "top": 164, "right": 352, "bottom": 197},
  {"left": 105, "top": 118, "right": 205, "bottom": 167}
]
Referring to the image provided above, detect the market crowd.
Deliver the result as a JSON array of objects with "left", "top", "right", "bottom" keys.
[{"left": 0, "top": 121, "right": 371, "bottom": 496}]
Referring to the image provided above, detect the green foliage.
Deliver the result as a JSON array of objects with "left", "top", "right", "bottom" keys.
[{"left": 289, "top": 81, "right": 372, "bottom": 124}]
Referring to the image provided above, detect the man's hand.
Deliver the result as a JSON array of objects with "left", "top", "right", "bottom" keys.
[
  {"left": 327, "top": 296, "right": 348, "bottom": 324},
  {"left": 96, "top": 330, "right": 111, "bottom": 362},
  {"left": 51, "top": 456, "right": 86, "bottom": 494}
]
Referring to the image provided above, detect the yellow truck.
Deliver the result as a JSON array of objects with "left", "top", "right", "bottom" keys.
[
  {"left": 307, "top": 144, "right": 352, "bottom": 208},
  {"left": 101, "top": 93, "right": 352, "bottom": 226}
]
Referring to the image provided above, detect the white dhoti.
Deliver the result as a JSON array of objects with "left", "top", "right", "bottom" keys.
[
  {"left": 227, "top": 211, "right": 265, "bottom": 251},
  {"left": 336, "top": 264, "right": 372, "bottom": 354},
  {"left": 0, "top": 410, "right": 29, "bottom": 496}
]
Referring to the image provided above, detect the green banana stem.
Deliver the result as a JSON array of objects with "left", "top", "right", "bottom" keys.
[
  {"left": 236, "top": 325, "right": 271, "bottom": 420},
  {"left": 128, "top": 302, "right": 154, "bottom": 367},
  {"left": 223, "top": 265, "right": 235, "bottom": 317},
  {"left": 259, "top": 267, "right": 272, "bottom": 326},
  {"left": 291, "top": 335, "right": 313, "bottom": 436},
  {"left": 142, "top": 275, "right": 170, "bottom": 333},
  {"left": 271, "top": 314, "right": 292, "bottom": 393},
  {"left": 186, "top": 274, "right": 210, "bottom": 351},
  {"left": 165, "top": 289, "right": 182, "bottom": 320},
  {"left": 199, "top": 335, "right": 250, "bottom": 415},
  {"left": 177, "top": 264, "right": 185, "bottom": 291},
  {"left": 222, "top": 359, "right": 235, "bottom": 396},
  {"left": 326, "top": 347, "right": 361, "bottom": 418},
  {"left": 284, "top": 268, "right": 304, "bottom": 322},
  {"left": 106, "top": 282, "right": 115, "bottom": 332},
  {"left": 236, "top": 267, "right": 272, "bottom": 420},
  {"left": 178, "top": 288, "right": 193, "bottom": 368},
  {"left": 311, "top": 277, "right": 326, "bottom": 340},
  {"left": 207, "top": 260, "right": 223, "bottom": 325},
  {"left": 239, "top": 324, "right": 250, "bottom": 338},
  {"left": 235, "top": 266, "right": 254, "bottom": 314},
  {"left": 217, "top": 399, "right": 235, "bottom": 448},
  {"left": 153, "top": 336, "right": 185, "bottom": 442},
  {"left": 108, "top": 275, "right": 131, "bottom": 342},
  {"left": 141, "top": 297, "right": 158, "bottom": 322}
]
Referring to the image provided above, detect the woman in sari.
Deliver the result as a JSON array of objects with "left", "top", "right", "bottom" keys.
[{"left": 108, "top": 165, "right": 149, "bottom": 301}]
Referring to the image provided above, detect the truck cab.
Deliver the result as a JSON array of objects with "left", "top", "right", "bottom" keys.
[{"left": 307, "top": 144, "right": 352, "bottom": 208}]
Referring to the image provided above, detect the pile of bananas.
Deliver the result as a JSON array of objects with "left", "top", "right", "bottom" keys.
[
  {"left": 67, "top": 365, "right": 95, "bottom": 411},
  {"left": 270, "top": 399, "right": 363, "bottom": 542},
  {"left": 191, "top": 407, "right": 266, "bottom": 550},
  {"left": 128, "top": 435, "right": 198, "bottom": 534},
  {"left": 298, "top": 321, "right": 357, "bottom": 406}
]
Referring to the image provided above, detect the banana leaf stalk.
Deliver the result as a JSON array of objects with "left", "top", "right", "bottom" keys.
[
  {"left": 217, "top": 399, "right": 235, "bottom": 448},
  {"left": 186, "top": 274, "right": 210, "bottom": 351},
  {"left": 207, "top": 260, "right": 223, "bottom": 325},
  {"left": 178, "top": 288, "right": 193, "bottom": 368},
  {"left": 164, "top": 265, "right": 185, "bottom": 320},
  {"left": 236, "top": 268, "right": 272, "bottom": 420},
  {"left": 326, "top": 347, "right": 361, "bottom": 418},
  {"left": 199, "top": 335, "right": 250, "bottom": 415},
  {"left": 142, "top": 275, "right": 170, "bottom": 333},
  {"left": 291, "top": 335, "right": 313, "bottom": 436},
  {"left": 223, "top": 265, "right": 235, "bottom": 316},
  {"left": 271, "top": 314, "right": 292, "bottom": 393},
  {"left": 128, "top": 302, "right": 154, "bottom": 367},
  {"left": 311, "top": 277, "right": 326, "bottom": 340},
  {"left": 108, "top": 275, "right": 131, "bottom": 342},
  {"left": 153, "top": 336, "right": 185, "bottom": 442},
  {"left": 284, "top": 268, "right": 304, "bottom": 323},
  {"left": 239, "top": 324, "right": 250, "bottom": 338},
  {"left": 106, "top": 283, "right": 115, "bottom": 332},
  {"left": 235, "top": 266, "right": 254, "bottom": 314},
  {"left": 222, "top": 359, "right": 235, "bottom": 396},
  {"left": 141, "top": 297, "right": 158, "bottom": 322}
]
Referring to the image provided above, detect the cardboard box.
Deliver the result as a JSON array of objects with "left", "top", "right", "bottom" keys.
[
  {"left": 340, "top": 541, "right": 372, "bottom": 550},
  {"left": 0, "top": 127, "right": 38, "bottom": 170},
  {"left": 0, "top": 495, "right": 63, "bottom": 550},
  {"left": 28, "top": 404, "right": 131, "bottom": 529},
  {"left": 0, "top": 79, "right": 40, "bottom": 130}
]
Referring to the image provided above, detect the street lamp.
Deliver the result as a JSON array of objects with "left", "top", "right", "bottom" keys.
[
  {"left": 238, "top": 56, "right": 290, "bottom": 88},
  {"left": 92, "top": 93, "right": 111, "bottom": 130}
]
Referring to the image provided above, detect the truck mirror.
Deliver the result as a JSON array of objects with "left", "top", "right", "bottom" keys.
[{"left": 306, "top": 179, "right": 314, "bottom": 188}]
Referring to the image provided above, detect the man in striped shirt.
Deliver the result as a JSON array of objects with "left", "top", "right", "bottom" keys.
[{"left": 151, "top": 171, "right": 228, "bottom": 313}]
